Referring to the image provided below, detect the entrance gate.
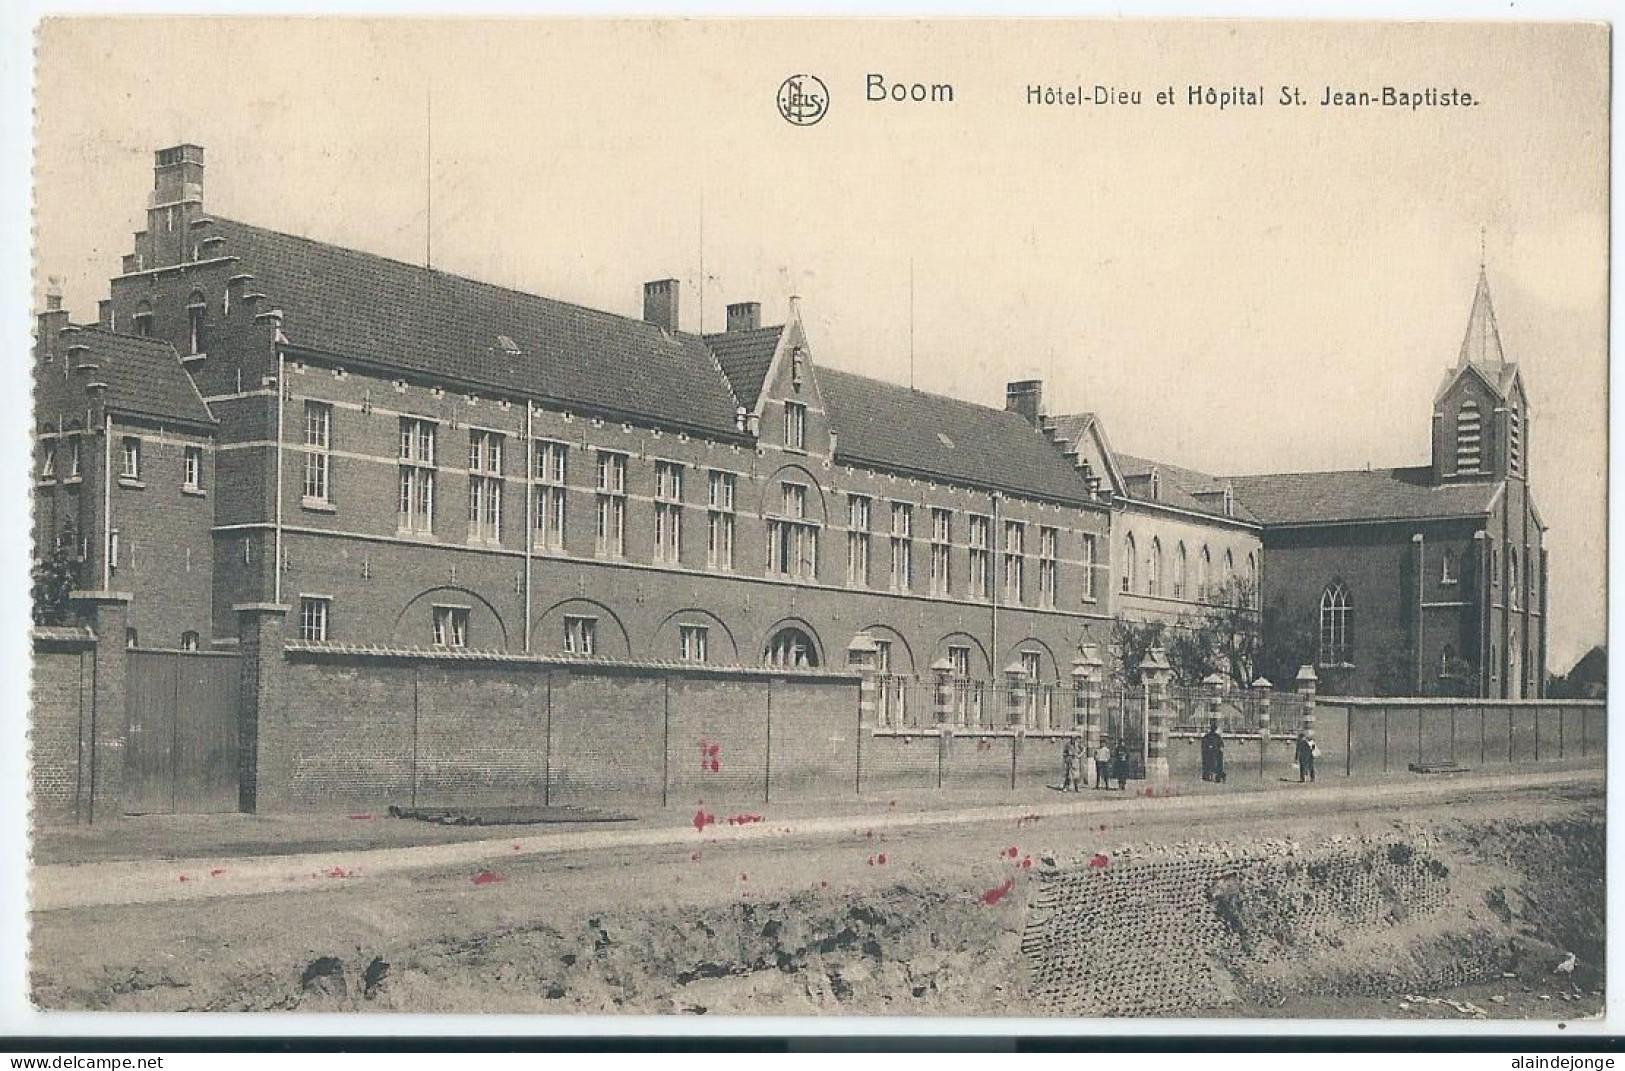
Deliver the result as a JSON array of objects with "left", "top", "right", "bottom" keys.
[
  {"left": 123, "top": 648, "right": 241, "bottom": 814},
  {"left": 1103, "top": 685, "right": 1148, "bottom": 780}
]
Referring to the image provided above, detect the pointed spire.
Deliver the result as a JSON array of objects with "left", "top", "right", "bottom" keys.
[{"left": 1457, "top": 265, "right": 1506, "bottom": 372}]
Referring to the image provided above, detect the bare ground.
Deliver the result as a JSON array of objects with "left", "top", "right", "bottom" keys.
[{"left": 27, "top": 776, "right": 1604, "bottom": 1019}]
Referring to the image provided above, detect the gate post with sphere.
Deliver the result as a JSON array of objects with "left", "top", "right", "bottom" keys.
[{"left": 1142, "top": 646, "right": 1172, "bottom": 784}]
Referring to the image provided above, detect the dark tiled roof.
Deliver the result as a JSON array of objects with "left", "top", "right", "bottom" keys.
[
  {"left": 705, "top": 325, "right": 782, "bottom": 411},
  {"left": 1229, "top": 466, "right": 1501, "bottom": 526},
  {"left": 205, "top": 218, "right": 745, "bottom": 438},
  {"left": 73, "top": 327, "right": 215, "bottom": 426},
  {"left": 1046, "top": 412, "right": 1098, "bottom": 450},
  {"left": 1117, "top": 452, "right": 1258, "bottom": 523},
  {"left": 818, "top": 369, "right": 1092, "bottom": 504}
]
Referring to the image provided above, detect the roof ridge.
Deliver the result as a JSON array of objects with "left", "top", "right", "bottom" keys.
[
  {"left": 818, "top": 365, "right": 1040, "bottom": 425},
  {"left": 212, "top": 215, "right": 703, "bottom": 342}
]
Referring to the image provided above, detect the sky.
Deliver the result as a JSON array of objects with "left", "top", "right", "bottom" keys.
[{"left": 31, "top": 18, "right": 1608, "bottom": 669}]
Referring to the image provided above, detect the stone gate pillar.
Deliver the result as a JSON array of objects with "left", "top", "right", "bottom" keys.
[
  {"left": 931, "top": 656, "right": 954, "bottom": 726},
  {"left": 1253, "top": 676, "right": 1274, "bottom": 778},
  {"left": 1073, "top": 643, "right": 1104, "bottom": 784},
  {"left": 69, "top": 589, "right": 131, "bottom": 823},
  {"left": 236, "top": 602, "right": 290, "bottom": 813},
  {"left": 1295, "top": 664, "right": 1320, "bottom": 743},
  {"left": 846, "top": 632, "right": 880, "bottom": 729},
  {"left": 1004, "top": 661, "right": 1028, "bottom": 729},
  {"left": 1143, "top": 646, "right": 1172, "bottom": 784}
]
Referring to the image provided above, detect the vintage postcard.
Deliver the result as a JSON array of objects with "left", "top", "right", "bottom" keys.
[{"left": 15, "top": 16, "right": 1609, "bottom": 1029}]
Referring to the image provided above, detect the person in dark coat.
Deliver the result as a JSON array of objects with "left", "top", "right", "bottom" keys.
[
  {"left": 1295, "top": 731, "right": 1317, "bottom": 782},
  {"left": 1202, "top": 721, "right": 1226, "bottom": 783},
  {"left": 1111, "top": 739, "right": 1131, "bottom": 790}
]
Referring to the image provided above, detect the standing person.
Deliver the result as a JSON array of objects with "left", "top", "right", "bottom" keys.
[
  {"left": 1202, "top": 720, "right": 1222, "bottom": 782},
  {"left": 1061, "top": 737, "right": 1080, "bottom": 792},
  {"left": 1296, "top": 730, "right": 1316, "bottom": 783},
  {"left": 1094, "top": 741, "right": 1113, "bottom": 789},
  {"left": 1112, "top": 739, "right": 1131, "bottom": 790}
]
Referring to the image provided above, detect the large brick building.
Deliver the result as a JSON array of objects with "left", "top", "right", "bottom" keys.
[
  {"left": 33, "top": 143, "right": 1546, "bottom": 731},
  {"left": 35, "top": 145, "right": 1120, "bottom": 734}
]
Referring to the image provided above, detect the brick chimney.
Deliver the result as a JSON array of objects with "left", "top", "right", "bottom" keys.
[
  {"left": 726, "top": 301, "right": 761, "bottom": 333},
  {"left": 141, "top": 144, "right": 206, "bottom": 270},
  {"left": 1006, "top": 379, "right": 1044, "bottom": 427},
  {"left": 643, "top": 279, "right": 680, "bottom": 332},
  {"left": 36, "top": 277, "right": 69, "bottom": 359}
]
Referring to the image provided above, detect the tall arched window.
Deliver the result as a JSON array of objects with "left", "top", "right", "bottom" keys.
[
  {"left": 1456, "top": 400, "right": 1483, "bottom": 473},
  {"left": 1148, "top": 537, "right": 1162, "bottom": 597},
  {"left": 1318, "top": 582, "right": 1352, "bottom": 666},
  {"left": 1174, "top": 542, "right": 1188, "bottom": 600},
  {"left": 186, "top": 290, "right": 207, "bottom": 355},
  {"left": 1222, "top": 549, "right": 1236, "bottom": 601},
  {"left": 1508, "top": 549, "right": 1520, "bottom": 610},
  {"left": 1198, "top": 546, "right": 1212, "bottom": 602},
  {"left": 1441, "top": 547, "right": 1458, "bottom": 585},
  {"left": 1121, "top": 533, "right": 1136, "bottom": 594},
  {"left": 1244, "top": 552, "right": 1257, "bottom": 607}
]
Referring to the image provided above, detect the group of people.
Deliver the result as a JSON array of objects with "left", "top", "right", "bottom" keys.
[
  {"left": 1058, "top": 724, "right": 1320, "bottom": 790},
  {"left": 1059, "top": 737, "right": 1133, "bottom": 792}
]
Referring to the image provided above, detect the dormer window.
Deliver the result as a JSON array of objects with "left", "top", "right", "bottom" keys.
[
  {"left": 186, "top": 290, "right": 207, "bottom": 355},
  {"left": 1148, "top": 469, "right": 1161, "bottom": 500},
  {"left": 496, "top": 334, "right": 522, "bottom": 356},
  {"left": 1222, "top": 486, "right": 1235, "bottom": 517},
  {"left": 1456, "top": 401, "right": 1483, "bottom": 473}
]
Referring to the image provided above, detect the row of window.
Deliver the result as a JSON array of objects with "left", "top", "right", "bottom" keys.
[
  {"left": 295, "top": 594, "right": 781, "bottom": 668},
  {"left": 1441, "top": 544, "right": 1538, "bottom": 608},
  {"left": 298, "top": 405, "right": 1100, "bottom": 608},
  {"left": 40, "top": 435, "right": 205, "bottom": 492},
  {"left": 1120, "top": 533, "right": 1254, "bottom": 606}
]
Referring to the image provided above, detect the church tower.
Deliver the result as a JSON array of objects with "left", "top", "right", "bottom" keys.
[{"left": 1431, "top": 267, "right": 1530, "bottom": 485}]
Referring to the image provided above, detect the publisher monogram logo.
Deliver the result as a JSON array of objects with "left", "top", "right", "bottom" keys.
[{"left": 777, "top": 74, "right": 829, "bottom": 126}]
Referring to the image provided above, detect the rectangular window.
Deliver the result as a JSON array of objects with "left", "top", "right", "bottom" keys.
[
  {"left": 1003, "top": 520, "right": 1026, "bottom": 605},
  {"left": 1080, "top": 533, "right": 1098, "bottom": 601},
  {"left": 183, "top": 445, "right": 203, "bottom": 491},
  {"left": 889, "top": 503, "right": 913, "bottom": 592},
  {"left": 1038, "top": 526, "right": 1058, "bottom": 609},
  {"left": 564, "top": 615, "right": 597, "bottom": 656},
  {"left": 768, "top": 482, "right": 817, "bottom": 580},
  {"left": 784, "top": 401, "right": 807, "bottom": 451},
  {"left": 188, "top": 299, "right": 206, "bottom": 355},
  {"left": 680, "top": 624, "right": 709, "bottom": 663},
  {"left": 433, "top": 606, "right": 469, "bottom": 648},
  {"left": 120, "top": 437, "right": 141, "bottom": 480},
  {"left": 303, "top": 402, "right": 331, "bottom": 502},
  {"left": 930, "top": 507, "right": 952, "bottom": 596},
  {"left": 968, "top": 514, "right": 992, "bottom": 600},
  {"left": 594, "top": 451, "right": 627, "bottom": 558},
  {"left": 846, "top": 494, "right": 871, "bottom": 586},
  {"left": 298, "top": 597, "right": 330, "bottom": 642},
  {"left": 467, "top": 430, "right": 504, "bottom": 543},
  {"left": 398, "top": 418, "right": 437, "bottom": 534},
  {"left": 533, "top": 440, "right": 568, "bottom": 550},
  {"left": 707, "top": 470, "right": 735, "bottom": 571},
  {"left": 654, "top": 461, "right": 683, "bottom": 564}
]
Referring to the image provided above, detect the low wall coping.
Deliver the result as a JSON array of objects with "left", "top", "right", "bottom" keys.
[
  {"left": 1320, "top": 697, "right": 1606, "bottom": 709},
  {"left": 31, "top": 625, "right": 97, "bottom": 648},
  {"left": 68, "top": 589, "right": 132, "bottom": 604},
  {"left": 282, "top": 640, "right": 862, "bottom": 682}
]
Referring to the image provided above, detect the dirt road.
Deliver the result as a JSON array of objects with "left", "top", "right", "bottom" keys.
[{"left": 28, "top": 771, "right": 1605, "bottom": 1018}]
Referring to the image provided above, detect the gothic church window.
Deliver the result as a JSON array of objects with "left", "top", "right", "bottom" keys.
[{"left": 1318, "top": 582, "right": 1352, "bottom": 666}]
